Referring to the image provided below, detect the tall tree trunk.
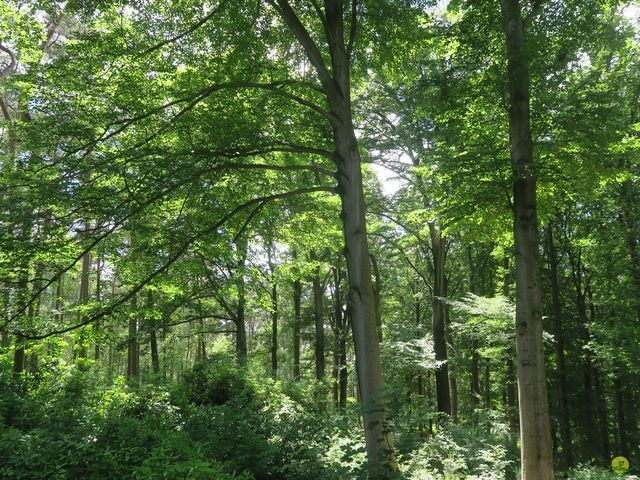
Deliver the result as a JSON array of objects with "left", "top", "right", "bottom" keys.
[
  {"left": 148, "top": 290, "right": 160, "bottom": 373},
  {"left": 195, "top": 305, "right": 206, "bottom": 362},
  {"left": 506, "top": 358, "right": 517, "bottom": 430},
  {"left": 413, "top": 280, "right": 426, "bottom": 421},
  {"left": 94, "top": 254, "right": 102, "bottom": 361},
  {"left": 449, "top": 366, "right": 458, "bottom": 421},
  {"left": 587, "top": 285, "right": 610, "bottom": 459},
  {"left": 293, "top": 276, "right": 302, "bottom": 381},
  {"left": 55, "top": 273, "right": 64, "bottom": 323},
  {"left": 335, "top": 130, "right": 396, "bottom": 472},
  {"left": 274, "top": 0, "right": 397, "bottom": 473},
  {"left": 270, "top": 281, "right": 278, "bottom": 379},
  {"left": 370, "top": 253, "right": 383, "bottom": 343},
  {"left": 338, "top": 330, "right": 348, "bottom": 411},
  {"left": 0, "top": 290, "right": 8, "bottom": 348},
  {"left": 334, "top": 266, "right": 348, "bottom": 411},
  {"left": 568, "top": 246, "right": 604, "bottom": 460},
  {"left": 429, "top": 221, "right": 451, "bottom": 415},
  {"left": 545, "top": 225, "right": 573, "bottom": 468},
  {"left": 13, "top": 213, "right": 33, "bottom": 375},
  {"left": 150, "top": 324, "right": 160, "bottom": 373},
  {"left": 13, "top": 268, "right": 29, "bottom": 375},
  {"left": 333, "top": 347, "right": 339, "bottom": 407},
  {"left": 470, "top": 340, "right": 480, "bottom": 410},
  {"left": 27, "top": 264, "right": 43, "bottom": 373},
  {"left": 127, "top": 293, "right": 139, "bottom": 383},
  {"left": 235, "top": 238, "right": 248, "bottom": 363},
  {"left": 312, "top": 256, "right": 325, "bottom": 379},
  {"left": 502, "top": 257, "right": 518, "bottom": 433},
  {"left": 593, "top": 367, "right": 610, "bottom": 459},
  {"left": 467, "top": 249, "right": 481, "bottom": 412},
  {"left": 500, "top": 1, "right": 554, "bottom": 477},
  {"left": 13, "top": 339, "right": 26, "bottom": 374},
  {"left": 620, "top": 180, "right": 640, "bottom": 321},
  {"left": 77, "top": 226, "right": 92, "bottom": 360},
  {"left": 444, "top": 288, "right": 458, "bottom": 421},
  {"left": 483, "top": 361, "right": 491, "bottom": 409},
  {"left": 268, "top": 243, "right": 278, "bottom": 379}
]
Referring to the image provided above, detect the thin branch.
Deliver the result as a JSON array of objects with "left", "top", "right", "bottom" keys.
[
  {"left": 270, "top": 84, "right": 337, "bottom": 123},
  {"left": 221, "top": 159, "right": 335, "bottom": 175},
  {"left": 310, "top": 0, "right": 326, "bottom": 25},
  {"left": 371, "top": 232, "right": 432, "bottom": 290},
  {"left": 233, "top": 203, "right": 264, "bottom": 244},
  {"left": 167, "top": 315, "right": 233, "bottom": 328},
  {"left": 13, "top": 186, "right": 335, "bottom": 339},
  {"left": 268, "top": 0, "right": 335, "bottom": 96},
  {"left": 139, "top": 0, "right": 228, "bottom": 56},
  {"left": 370, "top": 209, "right": 429, "bottom": 246},
  {"left": 71, "top": 80, "right": 331, "bottom": 160},
  {"left": 176, "top": 329, "right": 236, "bottom": 338},
  {"left": 0, "top": 43, "right": 17, "bottom": 78},
  {"left": 2, "top": 165, "right": 214, "bottom": 327},
  {"left": 39, "top": 10, "right": 65, "bottom": 52},
  {"left": 199, "top": 143, "right": 337, "bottom": 161}
]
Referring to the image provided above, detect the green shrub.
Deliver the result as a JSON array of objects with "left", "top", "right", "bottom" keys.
[
  {"left": 179, "top": 353, "right": 255, "bottom": 406},
  {"left": 401, "top": 411, "right": 515, "bottom": 480},
  {"left": 0, "top": 364, "right": 253, "bottom": 480},
  {"left": 179, "top": 355, "right": 361, "bottom": 479},
  {"left": 567, "top": 464, "right": 640, "bottom": 480}
]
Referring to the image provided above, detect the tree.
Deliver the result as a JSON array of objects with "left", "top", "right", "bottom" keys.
[{"left": 500, "top": 0, "right": 554, "bottom": 477}]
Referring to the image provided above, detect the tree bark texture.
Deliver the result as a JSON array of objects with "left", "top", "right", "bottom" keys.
[
  {"left": 313, "top": 260, "right": 325, "bottom": 379},
  {"left": 429, "top": 221, "right": 451, "bottom": 415},
  {"left": 273, "top": 1, "right": 397, "bottom": 474},
  {"left": 500, "top": 0, "right": 554, "bottom": 477}
]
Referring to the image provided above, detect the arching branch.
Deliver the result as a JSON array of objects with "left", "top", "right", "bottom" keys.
[
  {"left": 0, "top": 43, "right": 17, "bottom": 78},
  {"left": 12, "top": 186, "right": 336, "bottom": 339},
  {"left": 371, "top": 232, "right": 432, "bottom": 291},
  {"left": 267, "top": 0, "right": 336, "bottom": 96},
  {"left": 71, "top": 80, "right": 333, "bottom": 161}
]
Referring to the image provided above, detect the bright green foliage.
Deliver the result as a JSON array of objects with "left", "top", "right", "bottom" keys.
[
  {"left": 1, "top": 0, "right": 640, "bottom": 477},
  {"left": 0, "top": 355, "right": 366, "bottom": 480}
]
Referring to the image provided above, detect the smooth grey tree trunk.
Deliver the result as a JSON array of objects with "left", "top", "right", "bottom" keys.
[
  {"left": 94, "top": 256, "right": 102, "bottom": 361},
  {"left": 312, "top": 259, "right": 325, "bottom": 379},
  {"left": 235, "top": 237, "right": 248, "bottom": 363},
  {"left": 77, "top": 234, "right": 91, "bottom": 360},
  {"left": 333, "top": 265, "right": 348, "bottom": 411},
  {"left": 293, "top": 276, "right": 301, "bottom": 381},
  {"left": 27, "top": 264, "right": 43, "bottom": 373},
  {"left": 127, "top": 293, "right": 139, "bottom": 383},
  {"left": 268, "top": 242, "right": 278, "bottom": 379},
  {"left": 147, "top": 290, "right": 160, "bottom": 373},
  {"left": 13, "top": 266, "right": 28, "bottom": 374},
  {"left": 273, "top": 1, "right": 397, "bottom": 474},
  {"left": 500, "top": 0, "right": 554, "bottom": 477},
  {"left": 428, "top": 221, "right": 451, "bottom": 415},
  {"left": 370, "top": 253, "right": 383, "bottom": 343}
]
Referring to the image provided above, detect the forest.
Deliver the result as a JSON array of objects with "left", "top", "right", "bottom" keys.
[{"left": 0, "top": 0, "right": 639, "bottom": 479}]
